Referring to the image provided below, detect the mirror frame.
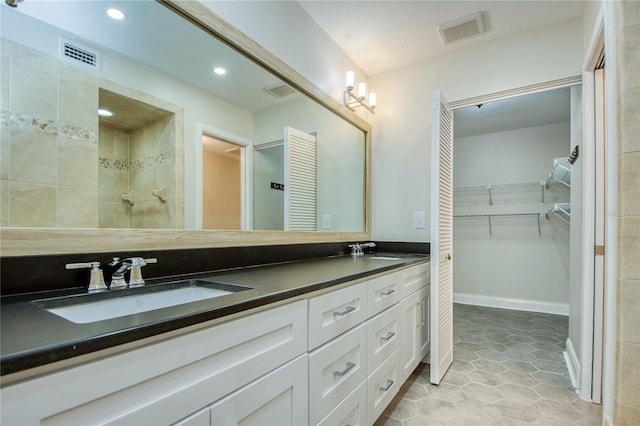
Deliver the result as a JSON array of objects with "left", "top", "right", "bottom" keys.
[{"left": 0, "top": 0, "right": 372, "bottom": 256}]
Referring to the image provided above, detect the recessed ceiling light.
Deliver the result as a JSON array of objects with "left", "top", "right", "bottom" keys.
[
  {"left": 98, "top": 109, "right": 114, "bottom": 117},
  {"left": 213, "top": 67, "right": 226, "bottom": 75},
  {"left": 106, "top": 8, "right": 126, "bottom": 21}
]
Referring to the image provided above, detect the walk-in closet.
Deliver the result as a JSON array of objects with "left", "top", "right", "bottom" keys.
[{"left": 451, "top": 85, "right": 583, "bottom": 383}]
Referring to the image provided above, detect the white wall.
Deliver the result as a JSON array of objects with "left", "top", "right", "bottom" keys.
[
  {"left": 370, "top": 17, "right": 583, "bottom": 241},
  {"left": 452, "top": 123, "right": 571, "bottom": 311}
]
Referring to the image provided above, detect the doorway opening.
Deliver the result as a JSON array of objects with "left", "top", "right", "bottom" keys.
[
  {"left": 202, "top": 135, "right": 244, "bottom": 230},
  {"left": 434, "top": 77, "right": 603, "bottom": 405}
]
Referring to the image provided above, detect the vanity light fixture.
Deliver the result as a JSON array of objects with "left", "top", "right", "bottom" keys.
[
  {"left": 106, "top": 8, "right": 126, "bottom": 21},
  {"left": 213, "top": 67, "right": 226, "bottom": 75},
  {"left": 344, "top": 70, "right": 376, "bottom": 113},
  {"left": 98, "top": 108, "right": 113, "bottom": 117}
]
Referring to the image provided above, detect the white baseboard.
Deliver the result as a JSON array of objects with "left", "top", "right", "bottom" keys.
[
  {"left": 453, "top": 293, "right": 569, "bottom": 316},
  {"left": 564, "top": 338, "right": 580, "bottom": 392}
]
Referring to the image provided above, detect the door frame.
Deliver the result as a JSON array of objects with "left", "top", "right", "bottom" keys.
[
  {"left": 195, "top": 123, "right": 253, "bottom": 230},
  {"left": 447, "top": 74, "right": 605, "bottom": 402}
]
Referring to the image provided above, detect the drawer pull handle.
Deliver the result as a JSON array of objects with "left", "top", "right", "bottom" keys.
[
  {"left": 334, "top": 362, "right": 356, "bottom": 377},
  {"left": 380, "top": 379, "right": 395, "bottom": 392},
  {"left": 381, "top": 288, "right": 396, "bottom": 296},
  {"left": 381, "top": 331, "right": 395, "bottom": 342},
  {"left": 333, "top": 306, "right": 356, "bottom": 318}
]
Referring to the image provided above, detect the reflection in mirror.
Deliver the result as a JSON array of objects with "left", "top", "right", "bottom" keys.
[
  {"left": 202, "top": 135, "right": 242, "bottom": 230},
  {"left": 0, "top": 0, "right": 366, "bottom": 232},
  {"left": 98, "top": 88, "right": 181, "bottom": 229}
]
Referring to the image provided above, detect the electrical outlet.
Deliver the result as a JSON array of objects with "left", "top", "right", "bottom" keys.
[
  {"left": 414, "top": 211, "right": 426, "bottom": 229},
  {"left": 322, "top": 214, "right": 331, "bottom": 229}
]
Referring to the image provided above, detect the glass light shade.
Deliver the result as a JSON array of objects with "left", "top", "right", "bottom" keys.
[
  {"left": 368, "top": 92, "right": 377, "bottom": 108},
  {"left": 346, "top": 70, "right": 355, "bottom": 90},
  {"left": 357, "top": 82, "right": 367, "bottom": 99}
]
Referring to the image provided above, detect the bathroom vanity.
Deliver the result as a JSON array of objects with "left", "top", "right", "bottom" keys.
[{"left": 0, "top": 254, "right": 429, "bottom": 425}]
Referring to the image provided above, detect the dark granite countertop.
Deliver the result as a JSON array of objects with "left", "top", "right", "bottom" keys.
[{"left": 1, "top": 253, "right": 428, "bottom": 378}]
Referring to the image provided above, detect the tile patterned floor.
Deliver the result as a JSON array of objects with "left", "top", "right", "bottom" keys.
[{"left": 375, "top": 304, "right": 602, "bottom": 425}]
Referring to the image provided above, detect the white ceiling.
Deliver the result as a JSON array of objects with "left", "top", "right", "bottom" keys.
[
  {"left": 453, "top": 87, "right": 571, "bottom": 138},
  {"left": 297, "top": 0, "right": 586, "bottom": 76}
]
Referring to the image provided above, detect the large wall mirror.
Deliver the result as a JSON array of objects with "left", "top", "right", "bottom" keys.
[{"left": 0, "top": 0, "right": 371, "bottom": 255}]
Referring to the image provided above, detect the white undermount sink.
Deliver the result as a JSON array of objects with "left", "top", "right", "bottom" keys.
[{"left": 38, "top": 281, "right": 249, "bottom": 324}]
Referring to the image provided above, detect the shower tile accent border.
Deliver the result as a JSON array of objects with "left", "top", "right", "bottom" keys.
[
  {"left": 98, "top": 152, "right": 175, "bottom": 171},
  {"left": 1, "top": 109, "right": 97, "bottom": 144}
]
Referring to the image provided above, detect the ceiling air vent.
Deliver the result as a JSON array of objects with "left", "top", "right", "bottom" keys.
[
  {"left": 263, "top": 83, "right": 297, "bottom": 99},
  {"left": 60, "top": 38, "right": 100, "bottom": 70},
  {"left": 438, "top": 13, "right": 485, "bottom": 45}
]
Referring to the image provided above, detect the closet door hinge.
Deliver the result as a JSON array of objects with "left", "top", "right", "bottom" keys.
[{"left": 595, "top": 245, "right": 605, "bottom": 256}]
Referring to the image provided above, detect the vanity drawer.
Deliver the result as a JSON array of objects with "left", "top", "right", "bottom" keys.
[
  {"left": 400, "top": 262, "right": 430, "bottom": 298},
  {"left": 367, "top": 304, "right": 400, "bottom": 371},
  {"left": 308, "top": 323, "right": 368, "bottom": 425},
  {"left": 368, "top": 271, "right": 401, "bottom": 317},
  {"left": 308, "top": 282, "right": 368, "bottom": 350},
  {"left": 316, "top": 380, "right": 367, "bottom": 426},
  {"left": 367, "top": 349, "right": 400, "bottom": 426}
]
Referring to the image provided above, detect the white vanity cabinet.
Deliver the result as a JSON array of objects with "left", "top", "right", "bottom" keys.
[
  {"left": 1, "top": 260, "right": 430, "bottom": 426},
  {"left": 0, "top": 300, "right": 308, "bottom": 426},
  {"left": 309, "top": 261, "right": 430, "bottom": 426}
]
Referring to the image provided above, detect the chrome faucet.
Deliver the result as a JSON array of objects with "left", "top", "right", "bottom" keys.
[
  {"left": 109, "top": 257, "right": 157, "bottom": 290},
  {"left": 65, "top": 261, "right": 108, "bottom": 293},
  {"left": 349, "top": 242, "right": 376, "bottom": 256}
]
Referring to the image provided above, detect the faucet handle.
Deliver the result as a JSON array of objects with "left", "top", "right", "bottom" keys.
[
  {"left": 348, "top": 243, "right": 363, "bottom": 257},
  {"left": 66, "top": 261, "right": 108, "bottom": 293},
  {"left": 126, "top": 257, "right": 157, "bottom": 288}
]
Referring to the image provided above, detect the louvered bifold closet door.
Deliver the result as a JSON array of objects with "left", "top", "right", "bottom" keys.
[
  {"left": 429, "top": 90, "right": 454, "bottom": 385},
  {"left": 284, "top": 127, "right": 317, "bottom": 231}
]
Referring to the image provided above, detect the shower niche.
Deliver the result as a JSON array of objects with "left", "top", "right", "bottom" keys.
[{"left": 98, "top": 89, "right": 181, "bottom": 229}]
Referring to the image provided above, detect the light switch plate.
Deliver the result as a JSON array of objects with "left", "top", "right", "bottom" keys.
[
  {"left": 322, "top": 214, "right": 331, "bottom": 229},
  {"left": 414, "top": 211, "right": 426, "bottom": 229}
]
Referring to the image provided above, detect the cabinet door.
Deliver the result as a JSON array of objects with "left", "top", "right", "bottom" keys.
[
  {"left": 400, "top": 262, "right": 430, "bottom": 298},
  {"left": 308, "top": 323, "right": 368, "bottom": 425},
  {"left": 209, "top": 355, "right": 308, "bottom": 426},
  {"left": 368, "top": 271, "right": 401, "bottom": 317},
  {"left": 399, "top": 290, "right": 421, "bottom": 384},
  {"left": 308, "top": 282, "right": 368, "bottom": 350},
  {"left": 417, "top": 286, "right": 430, "bottom": 362},
  {"left": 367, "top": 304, "right": 400, "bottom": 371},
  {"left": 367, "top": 350, "right": 400, "bottom": 426}
]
